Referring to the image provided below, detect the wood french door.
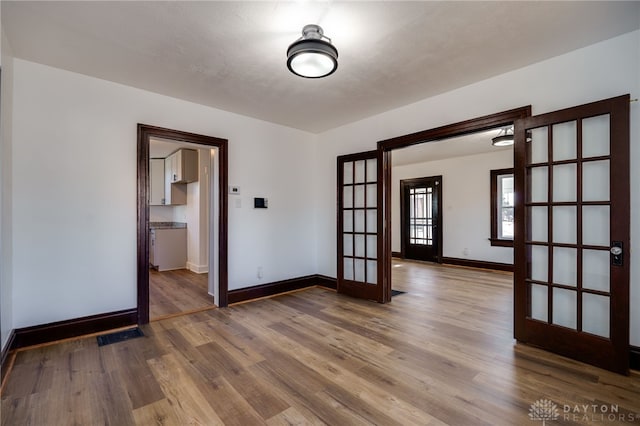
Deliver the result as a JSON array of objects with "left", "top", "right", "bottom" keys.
[
  {"left": 400, "top": 176, "right": 442, "bottom": 262},
  {"left": 337, "top": 150, "right": 389, "bottom": 303},
  {"left": 514, "top": 95, "right": 630, "bottom": 374}
]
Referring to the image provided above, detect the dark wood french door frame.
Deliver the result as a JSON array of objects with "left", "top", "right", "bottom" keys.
[
  {"left": 137, "top": 124, "right": 228, "bottom": 324},
  {"left": 337, "top": 150, "right": 390, "bottom": 303},
  {"left": 400, "top": 176, "right": 443, "bottom": 262},
  {"left": 513, "top": 95, "right": 630, "bottom": 374},
  {"left": 377, "top": 106, "right": 532, "bottom": 313}
]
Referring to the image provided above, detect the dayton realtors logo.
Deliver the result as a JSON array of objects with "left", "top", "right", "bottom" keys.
[
  {"left": 529, "top": 399, "right": 639, "bottom": 423},
  {"left": 529, "top": 399, "right": 560, "bottom": 425},
  {"left": 563, "top": 403, "right": 638, "bottom": 423}
]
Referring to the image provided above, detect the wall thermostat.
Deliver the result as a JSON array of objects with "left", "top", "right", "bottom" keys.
[{"left": 254, "top": 197, "right": 268, "bottom": 209}]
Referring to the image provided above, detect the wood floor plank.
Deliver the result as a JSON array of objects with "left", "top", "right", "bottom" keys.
[
  {"left": 146, "top": 353, "right": 227, "bottom": 425},
  {"left": 150, "top": 268, "right": 213, "bottom": 320},
  {"left": 265, "top": 406, "right": 326, "bottom": 426},
  {"left": 3, "top": 260, "right": 640, "bottom": 425},
  {"left": 321, "top": 383, "right": 411, "bottom": 426},
  {"left": 247, "top": 315, "right": 439, "bottom": 425},
  {"left": 132, "top": 399, "right": 185, "bottom": 426},
  {"left": 251, "top": 360, "right": 376, "bottom": 426},
  {"left": 224, "top": 369, "right": 291, "bottom": 420},
  {"left": 1, "top": 356, "right": 53, "bottom": 398},
  {"left": 193, "top": 320, "right": 266, "bottom": 368},
  {"left": 106, "top": 341, "right": 165, "bottom": 410},
  {"left": 268, "top": 321, "right": 369, "bottom": 372},
  {"left": 189, "top": 373, "right": 265, "bottom": 425},
  {"left": 156, "top": 328, "right": 221, "bottom": 383}
]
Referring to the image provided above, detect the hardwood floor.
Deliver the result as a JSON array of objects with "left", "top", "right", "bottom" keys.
[
  {"left": 2, "top": 260, "right": 639, "bottom": 425},
  {"left": 149, "top": 268, "right": 214, "bottom": 320}
]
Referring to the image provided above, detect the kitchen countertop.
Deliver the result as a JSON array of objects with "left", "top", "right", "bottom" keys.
[{"left": 149, "top": 221, "right": 187, "bottom": 229}]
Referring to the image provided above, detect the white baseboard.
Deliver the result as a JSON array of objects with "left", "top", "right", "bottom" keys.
[{"left": 187, "top": 262, "right": 209, "bottom": 274}]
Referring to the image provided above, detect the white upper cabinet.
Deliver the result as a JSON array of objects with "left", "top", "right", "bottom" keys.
[
  {"left": 150, "top": 159, "right": 166, "bottom": 205},
  {"left": 167, "top": 149, "right": 198, "bottom": 184},
  {"left": 151, "top": 149, "right": 197, "bottom": 206},
  {"left": 164, "top": 157, "right": 187, "bottom": 205}
]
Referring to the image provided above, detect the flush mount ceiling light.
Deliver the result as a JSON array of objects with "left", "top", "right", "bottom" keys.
[
  {"left": 287, "top": 24, "right": 338, "bottom": 78},
  {"left": 492, "top": 126, "right": 515, "bottom": 147}
]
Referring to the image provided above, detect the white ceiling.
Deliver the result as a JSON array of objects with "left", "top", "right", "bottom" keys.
[
  {"left": 391, "top": 128, "right": 511, "bottom": 167},
  {"left": 150, "top": 137, "right": 186, "bottom": 158},
  {"left": 149, "top": 137, "right": 209, "bottom": 158},
  {"left": 3, "top": 1, "right": 639, "bottom": 134}
]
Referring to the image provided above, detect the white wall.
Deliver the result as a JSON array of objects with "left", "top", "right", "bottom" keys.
[
  {"left": 314, "top": 31, "right": 640, "bottom": 345},
  {"left": 197, "top": 149, "right": 210, "bottom": 272},
  {"left": 10, "top": 58, "right": 317, "bottom": 328},
  {"left": 149, "top": 205, "right": 182, "bottom": 223},
  {"left": 1, "top": 26, "right": 14, "bottom": 351},
  {"left": 185, "top": 179, "right": 201, "bottom": 271},
  {"left": 392, "top": 149, "right": 513, "bottom": 264}
]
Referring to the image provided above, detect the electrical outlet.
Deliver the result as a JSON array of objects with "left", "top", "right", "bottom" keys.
[
  {"left": 257, "top": 266, "right": 263, "bottom": 279},
  {"left": 463, "top": 248, "right": 469, "bottom": 256}
]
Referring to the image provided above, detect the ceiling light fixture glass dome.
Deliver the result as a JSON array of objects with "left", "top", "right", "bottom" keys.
[
  {"left": 287, "top": 24, "right": 338, "bottom": 78},
  {"left": 491, "top": 126, "right": 515, "bottom": 146}
]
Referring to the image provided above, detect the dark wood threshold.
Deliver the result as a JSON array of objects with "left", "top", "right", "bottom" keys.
[
  {"left": 229, "top": 274, "right": 337, "bottom": 304},
  {"left": 631, "top": 345, "right": 640, "bottom": 370},
  {"left": 13, "top": 308, "right": 138, "bottom": 349},
  {"left": 391, "top": 251, "right": 403, "bottom": 258},
  {"left": 441, "top": 257, "right": 514, "bottom": 272},
  {"left": 1, "top": 329, "right": 16, "bottom": 384}
]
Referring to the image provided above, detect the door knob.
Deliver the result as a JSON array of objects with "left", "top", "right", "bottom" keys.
[{"left": 611, "top": 242, "right": 623, "bottom": 266}]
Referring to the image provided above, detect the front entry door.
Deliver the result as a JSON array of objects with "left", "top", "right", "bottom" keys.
[
  {"left": 337, "top": 150, "right": 388, "bottom": 303},
  {"left": 401, "top": 176, "right": 442, "bottom": 262},
  {"left": 514, "top": 95, "right": 630, "bottom": 374}
]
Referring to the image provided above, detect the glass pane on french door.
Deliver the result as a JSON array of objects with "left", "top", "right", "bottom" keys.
[
  {"left": 525, "top": 117, "right": 612, "bottom": 337},
  {"left": 341, "top": 158, "right": 377, "bottom": 285}
]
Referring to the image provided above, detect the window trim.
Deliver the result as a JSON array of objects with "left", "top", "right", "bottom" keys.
[{"left": 490, "top": 168, "right": 514, "bottom": 247}]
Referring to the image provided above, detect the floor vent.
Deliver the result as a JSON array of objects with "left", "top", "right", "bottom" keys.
[{"left": 97, "top": 328, "right": 144, "bottom": 347}]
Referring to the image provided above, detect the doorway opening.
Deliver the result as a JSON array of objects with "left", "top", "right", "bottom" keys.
[
  {"left": 137, "top": 124, "right": 228, "bottom": 324},
  {"left": 148, "top": 138, "right": 215, "bottom": 320},
  {"left": 388, "top": 120, "right": 524, "bottom": 274},
  {"left": 378, "top": 107, "right": 530, "bottom": 302}
]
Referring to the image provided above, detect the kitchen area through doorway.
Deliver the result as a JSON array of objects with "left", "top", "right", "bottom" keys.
[{"left": 149, "top": 137, "right": 215, "bottom": 320}]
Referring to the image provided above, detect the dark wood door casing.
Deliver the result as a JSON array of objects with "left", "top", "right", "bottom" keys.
[
  {"left": 400, "top": 176, "right": 443, "bottom": 262},
  {"left": 137, "top": 124, "right": 228, "bottom": 324}
]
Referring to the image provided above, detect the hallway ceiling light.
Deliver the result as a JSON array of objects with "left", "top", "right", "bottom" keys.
[
  {"left": 287, "top": 24, "right": 338, "bottom": 78},
  {"left": 492, "top": 126, "right": 514, "bottom": 146}
]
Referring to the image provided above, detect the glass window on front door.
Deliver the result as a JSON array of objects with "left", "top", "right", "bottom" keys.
[{"left": 409, "top": 186, "right": 433, "bottom": 246}]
